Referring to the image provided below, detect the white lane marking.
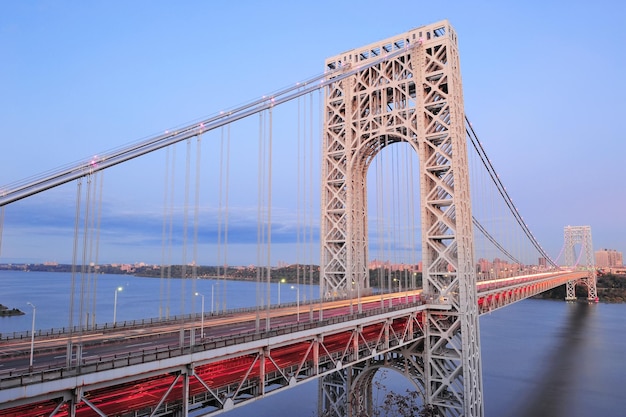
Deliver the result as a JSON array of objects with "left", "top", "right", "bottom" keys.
[{"left": 127, "top": 342, "right": 154, "bottom": 348}]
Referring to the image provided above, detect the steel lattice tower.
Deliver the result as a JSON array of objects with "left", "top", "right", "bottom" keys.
[
  {"left": 320, "top": 20, "right": 483, "bottom": 417},
  {"left": 564, "top": 225, "right": 598, "bottom": 301}
]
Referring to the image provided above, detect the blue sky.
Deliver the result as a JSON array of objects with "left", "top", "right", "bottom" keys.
[{"left": 1, "top": 1, "right": 624, "bottom": 265}]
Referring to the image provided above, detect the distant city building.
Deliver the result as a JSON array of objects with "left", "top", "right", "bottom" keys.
[
  {"left": 595, "top": 249, "right": 623, "bottom": 268},
  {"left": 538, "top": 257, "right": 547, "bottom": 268},
  {"left": 368, "top": 260, "right": 421, "bottom": 272}
]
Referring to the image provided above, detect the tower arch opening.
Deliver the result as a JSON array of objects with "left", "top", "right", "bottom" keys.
[
  {"left": 363, "top": 138, "right": 422, "bottom": 296},
  {"left": 353, "top": 363, "right": 426, "bottom": 417}
]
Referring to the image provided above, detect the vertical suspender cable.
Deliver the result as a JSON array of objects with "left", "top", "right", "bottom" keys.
[
  {"left": 296, "top": 95, "right": 302, "bottom": 309},
  {"left": 192, "top": 135, "right": 202, "bottom": 311},
  {"left": 393, "top": 144, "right": 401, "bottom": 298},
  {"left": 78, "top": 173, "right": 91, "bottom": 334},
  {"left": 479, "top": 146, "right": 488, "bottom": 277},
  {"left": 167, "top": 146, "right": 176, "bottom": 318},
  {"left": 223, "top": 125, "right": 231, "bottom": 311},
  {"left": 265, "top": 107, "right": 273, "bottom": 332},
  {"left": 391, "top": 143, "right": 399, "bottom": 294},
  {"left": 503, "top": 182, "right": 509, "bottom": 277},
  {"left": 67, "top": 177, "right": 82, "bottom": 367},
  {"left": 402, "top": 145, "right": 411, "bottom": 299},
  {"left": 376, "top": 138, "right": 384, "bottom": 307},
  {"left": 317, "top": 89, "right": 324, "bottom": 321},
  {"left": 255, "top": 113, "right": 263, "bottom": 332},
  {"left": 217, "top": 127, "right": 224, "bottom": 312},
  {"left": 217, "top": 129, "right": 223, "bottom": 311},
  {"left": 300, "top": 95, "right": 305, "bottom": 304},
  {"left": 217, "top": 125, "right": 231, "bottom": 313},
  {"left": 489, "top": 149, "right": 496, "bottom": 276},
  {"left": 480, "top": 146, "right": 492, "bottom": 270},
  {"left": 78, "top": 174, "right": 92, "bottom": 331},
  {"left": 91, "top": 171, "right": 104, "bottom": 328},
  {"left": 500, "top": 172, "right": 507, "bottom": 277},
  {"left": 468, "top": 139, "right": 477, "bottom": 268},
  {"left": 481, "top": 152, "right": 490, "bottom": 274},
  {"left": 85, "top": 172, "right": 96, "bottom": 329},
  {"left": 385, "top": 136, "right": 392, "bottom": 305},
  {"left": 309, "top": 92, "right": 315, "bottom": 318},
  {"left": 261, "top": 112, "right": 266, "bottom": 313},
  {"left": 407, "top": 144, "right": 417, "bottom": 291},
  {"left": 159, "top": 147, "right": 170, "bottom": 319},
  {"left": 472, "top": 141, "right": 480, "bottom": 266},
  {"left": 180, "top": 138, "right": 191, "bottom": 339},
  {"left": 469, "top": 142, "right": 480, "bottom": 277}
]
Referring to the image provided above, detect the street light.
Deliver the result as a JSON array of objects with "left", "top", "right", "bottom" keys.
[
  {"left": 113, "top": 286, "right": 123, "bottom": 325},
  {"left": 27, "top": 302, "right": 36, "bottom": 369},
  {"left": 290, "top": 285, "right": 300, "bottom": 322},
  {"left": 195, "top": 292, "right": 205, "bottom": 337},
  {"left": 278, "top": 278, "right": 286, "bottom": 304}
]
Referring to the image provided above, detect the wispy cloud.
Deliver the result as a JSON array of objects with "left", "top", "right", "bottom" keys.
[{"left": 2, "top": 196, "right": 320, "bottom": 264}]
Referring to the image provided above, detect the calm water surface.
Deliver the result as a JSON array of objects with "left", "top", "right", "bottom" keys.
[{"left": 1, "top": 271, "right": 625, "bottom": 416}]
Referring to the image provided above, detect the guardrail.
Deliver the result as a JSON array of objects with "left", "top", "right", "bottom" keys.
[{"left": 0, "top": 299, "right": 311, "bottom": 341}]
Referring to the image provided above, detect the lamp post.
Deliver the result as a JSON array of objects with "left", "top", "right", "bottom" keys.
[
  {"left": 278, "top": 278, "right": 286, "bottom": 304},
  {"left": 290, "top": 285, "right": 300, "bottom": 322},
  {"left": 113, "top": 286, "right": 123, "bottom": 325},
  {"left": 27, "top": 302, "right": 36, "bottom": 369},
  {"left": 211, "top": 284, "right": 215, "bottom": 314},
  {"left": 195, "top": 292, "right": 205, "bottom": 337}
]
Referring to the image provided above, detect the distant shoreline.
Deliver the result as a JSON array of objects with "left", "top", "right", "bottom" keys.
[{"left": 2, "top": 264, "right": 624, "bottom": 304}]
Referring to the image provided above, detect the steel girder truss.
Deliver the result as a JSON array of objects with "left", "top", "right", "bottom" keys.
[
  {"left": 6, "top": 307, "right": 430, "bottom": 417},
  {"left": 563, "top": 225, "right": 597, "bottom": 301},
  {"left": 321, "top": 20, "right": 483, "bottom": 416},
  {"left": 477, "top": 271, "right": 588, "bottom": 314},
  {"left": 151, "top": 310, "right": 427, "bottom": 416}
]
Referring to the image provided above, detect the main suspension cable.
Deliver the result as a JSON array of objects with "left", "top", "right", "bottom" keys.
[
  {"left": 1, "top": 42, "right": 422, "bottom": 208},
  {"left": 466, "top": 116, "right": 557, "bottom": 267}
]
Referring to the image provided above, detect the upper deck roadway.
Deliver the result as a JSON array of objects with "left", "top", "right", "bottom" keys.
[{"left": 0, "top": 270, "right": 586, "bottom": 417}]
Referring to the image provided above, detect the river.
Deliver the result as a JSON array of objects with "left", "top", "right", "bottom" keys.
[{"left": 1, "top": 271, "right": 625, "bottom": 416}]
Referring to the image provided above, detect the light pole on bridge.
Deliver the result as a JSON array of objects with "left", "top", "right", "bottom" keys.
[
  {"left": 27, "top": 302, "right": 36, "bottom": 369},
  {"left": 113, "top": 286, "right": 123, "bottom": 325},
  {"left": 195, "top": 292, "right": 205, "bottom": 337},
  {"left": 291, "top": 285, "right": 300, "bottom": 322},
  {"left": 278, "top": 278, "right": 286, "bottom": 304}
]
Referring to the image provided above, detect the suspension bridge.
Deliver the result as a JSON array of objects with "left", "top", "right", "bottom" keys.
[{"left": 0, "top": 20, "right": 597, "bottom": 417}]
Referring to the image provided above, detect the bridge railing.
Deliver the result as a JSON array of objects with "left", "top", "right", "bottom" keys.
[{"left": 0, "top": 298, "right": 310, "bottom": 342}]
